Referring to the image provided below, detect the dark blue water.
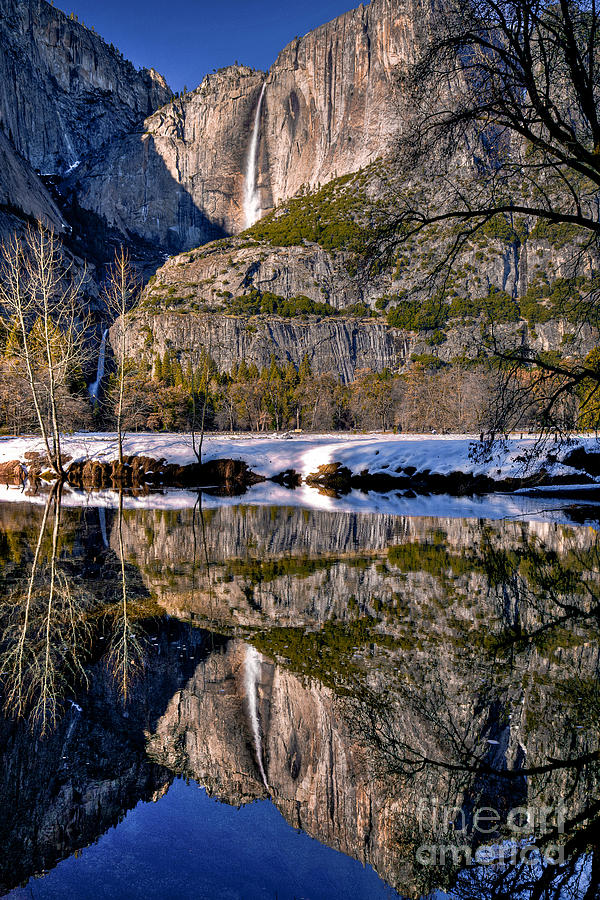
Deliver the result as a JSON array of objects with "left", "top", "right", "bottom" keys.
[{"left": 7, "top": 778, "right": 398, "bottom": 900}]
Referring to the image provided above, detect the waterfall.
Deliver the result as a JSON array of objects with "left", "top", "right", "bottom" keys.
[
  {"left": 244, "top": 644, "right": 269, "bottom": 789},
  {"left": 98, "top": 507, "right": 109, "bottom": 549},
  {"left": 89, "top": 329, "right": 108, "bottom": 404},
  {"left": 244, "top": 83, "right": 267, "bottom": 229}
]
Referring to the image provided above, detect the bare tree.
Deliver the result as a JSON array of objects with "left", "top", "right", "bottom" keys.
[
  {"left": 377, "top": 0, "right": 600, "bottom": 442},
  {"left": 102, "top": 246, "right": 141, "bottom": 465},
  {"left": 104, "top": 490, "right": 145, "bottom": 703},
  {"left": 0, "top": 486, "right": 92, "bottom": 734},
  {"left": 0, "top": 224, "right": 89, "bottom": 478},
  {"left": 189, "top": 341, "right": 214, "bottom": 464}
]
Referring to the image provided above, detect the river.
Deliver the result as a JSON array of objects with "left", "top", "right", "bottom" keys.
[{"left": 0, "top": 486, "right": 598, "bottom": 899}]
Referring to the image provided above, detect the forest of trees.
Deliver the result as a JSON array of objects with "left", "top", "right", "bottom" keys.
[{"left": 97, "top": 352, "right": 498, "bottom": 435}]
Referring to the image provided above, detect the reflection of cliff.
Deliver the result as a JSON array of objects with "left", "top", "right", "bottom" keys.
[
  {"left": 0, "top": 499, "right": 598, "bottom": 898},
  {"left": 146, "top": 639, "right": 412, "bottom": 890},
  {"left": 144, "top": 627, "right": 599, "bottom": 898},
  {"left": 0, "top": 622, "right": 212, "bottom": 895},
  {"left": 112, "top": 504, "right": 596, "bottom": 631}
]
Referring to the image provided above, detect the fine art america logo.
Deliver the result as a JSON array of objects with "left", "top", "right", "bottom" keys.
[{"left": 416, "top": 799, "right": 566, "bottom": 867}]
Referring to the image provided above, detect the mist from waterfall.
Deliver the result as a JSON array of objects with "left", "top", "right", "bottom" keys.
[
  {"left": 244, "top": 83, "right": 267, "bottom": 230},
  {"left": 244, "top": 644, "right": 269, "bottom": 789},
  {"left": 89, "top": 329, "right": 108, "bottom": 404}
]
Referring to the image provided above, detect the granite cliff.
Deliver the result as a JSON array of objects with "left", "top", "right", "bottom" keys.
[
  {"left": 0, "top": 129, "right": 66, "bottom": 232},
  {"left": 2, "top": 0, "right": 598, "bottom": 386},
  {"left": 66, "top": 0, "right": 422, "bottom": 251},
  {"left": 0, "top": 0, "right": 171, "bottom": 176}
]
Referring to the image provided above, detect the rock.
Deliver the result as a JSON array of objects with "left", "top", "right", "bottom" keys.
[
  {"left": 306, "top": 462, "right": 353, "bottom": 492},
  {"left": 0, "top": 0, "right": 172, "bottom": 176},
  {"left": 119, "top": 225, "right": 598, "bottom": 384},
  {"left": 0, "top": 132, "right": 66, "bottom": 235},
  {"left": 66, "top": 455, "right": 264, "bottom": 489},
  {"left": 562, "top": 447, "right": 600, "bottom": 477},
  {"left": 112, "top": 310, "right": 404, "bottom": 384},
  {"left": 0, "top": 459, "right": 24, "bottom": 484},
  {"left": 65, "top": 0, "right": 420, "bottom": 251}
]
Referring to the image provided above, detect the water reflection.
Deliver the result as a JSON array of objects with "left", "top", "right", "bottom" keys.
[
  {"left": 0, "top": 486, "right": 91, "bottom": 734},
  {"left": 0, "top": 493, "right": 598, "bottom": 898}
]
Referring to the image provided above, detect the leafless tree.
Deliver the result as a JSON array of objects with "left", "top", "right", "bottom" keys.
[
  {"left": 104, "top": 491, "right": 146, "bottom": 703},
  {"left": 377, "top": 0, "right": 600, "bottom": 443},
  {"left": 0, "top": 486, "right": 92, "bottom": 734},
  {"left": 0, "top": 224, "right": 90, "bottom": 478},
  {"left": 102, "top": 246, "right": 141, "bottom": 465}
]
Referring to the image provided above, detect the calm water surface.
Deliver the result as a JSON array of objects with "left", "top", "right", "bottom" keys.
[{"left": 0, "top": 486, "right": 598, "bottom": 899}]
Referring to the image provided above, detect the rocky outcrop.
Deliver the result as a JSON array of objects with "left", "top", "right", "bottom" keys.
[
  {"left": 145, "top": 239, "right": 377, "bottom": 309},
  {"left": 66, "top": 455, "right": 263, "bottom": 490},
  {"left": 113, "top": 211, "right": 598, "bottom": 382},
  {"left": 67, "top": 0, "right": 421, "bottom": 251},
  {"left": 0, "top": 130, "right": 67, "bottom": 234},
  {"left": 0, "top": 0, "right": 171, "bottom": 176},
  {"left": 114, "top": 309, "right": 404, "bottom": 382},
  {"left": 68, "top": 67, "right": 265, "bottom": 251},
  {"left": 114, "top": 304, "right": 598, "bottom": 384}
]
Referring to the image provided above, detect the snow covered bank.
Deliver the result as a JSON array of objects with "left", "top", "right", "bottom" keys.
[{"left": 0, "top": 432, "right": 599, "bottom": 493}]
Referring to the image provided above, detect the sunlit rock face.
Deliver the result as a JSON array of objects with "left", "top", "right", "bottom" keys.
[
  {"left": 67, "top": 0, "right": 421, "bottom": 251},
  {"left": 69, "top": 67, "right": 265, "bottom": 251},
  {"left": 263, "top": 0, "right": 416, "bottom": 206},
  {"left": 0, "top": 0, "right": 171, "bottom": 175},
  {"left": 112, "top": 310, "right": 405, "bottom": 384}
]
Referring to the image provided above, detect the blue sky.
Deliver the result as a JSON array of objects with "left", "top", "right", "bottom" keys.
[{"left": 59, "top": 0, "right": 362, "bottom": 92}]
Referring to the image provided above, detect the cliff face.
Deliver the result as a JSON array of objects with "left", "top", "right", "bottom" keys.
[
  {"left": 114, "top": 307, "right": 597, "bottom": 385},
  {"left": 0, "top": 130, "right": 66, "bottom": 234},
  {"left": 68, "top": 0, "right": 420, "bottom": 251},
  {"left": 114, "top": 212, "right": 598, "bottom": 380},
  {"left": 0, "top": 0, "right": 171, "bottom": 175},
  {"left": 69, "top": 67, "right": 264, "bottom": 251},
  {"left": 263, "top": 0, "right": 418, "bottom": 204},
  {"left": 114, "top": 310, "right": 404, "bottom": 383}
]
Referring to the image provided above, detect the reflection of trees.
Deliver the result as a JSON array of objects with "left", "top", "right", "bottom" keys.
[
  {"left": 0, "top": 486, "right": 91, "bottom": 734},
  {"left": 0, "top": 489, "right": 154, "bottom": 731},
  {"left": 103, "top": 491, "right": 146, "bottom": 704},
  {"left": 345, "top": 530, "right": 600, "bottom": 899}
]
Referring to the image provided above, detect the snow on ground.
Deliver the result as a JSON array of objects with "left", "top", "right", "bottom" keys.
[
  {"left": 0, "top": 481, "right": 598, "bottom": 527},
  {"left": 1, "top": 431, "right": 599, "bottom": 481}
]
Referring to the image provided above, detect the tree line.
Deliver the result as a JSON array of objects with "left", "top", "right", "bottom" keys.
[{"left": 85, "top": 345, "right": 595, "bottom": 437}]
